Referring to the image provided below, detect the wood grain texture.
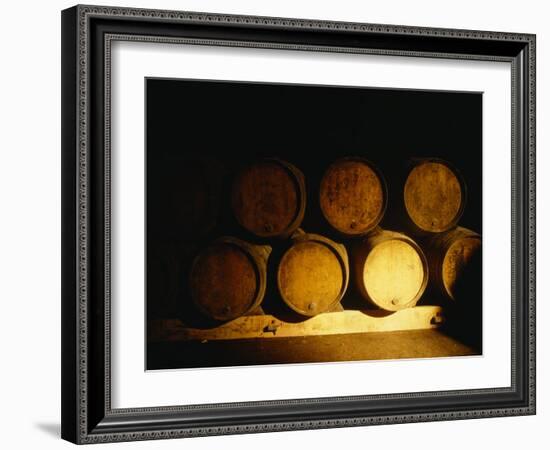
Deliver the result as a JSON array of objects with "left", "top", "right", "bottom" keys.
[
  {"left": 354, "top": 229, "right": 429, "bottom": 311},
  {"left": 425, "top": 227, "right": 482, "bottom": 301},
  {"left": 404, "top": 160, "right": 465, "bottom": 233},
  {"left": 231, "top": 159, "right": 305, "bottom": 238},
  {"left": 277, "top": 233, "right": 349, "bottom": 316},
  {"left": 190, "top": 238, "right": 270, "bottom": 321},
  {"left": 320, "top": 158, "right": 386, "bottom": 236},
  {"left": 149, "top": 306, "right": 445, "bottom": 341},
  {"left": 364, "top": 240, "right": 424, "bottom": 309}
]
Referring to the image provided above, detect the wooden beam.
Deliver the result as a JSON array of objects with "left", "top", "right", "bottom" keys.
[{"left": 150, "top": 305, "right": 444, "bottom": 342}]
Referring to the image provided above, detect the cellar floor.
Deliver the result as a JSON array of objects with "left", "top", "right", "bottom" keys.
[{"left": 147, "top": 329, "right": 480, "bottom": 370}]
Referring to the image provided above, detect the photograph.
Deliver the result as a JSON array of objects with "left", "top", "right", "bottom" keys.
[
  {"left": 146, "top": 78, "right": 483, "bottom": 370},
  {"left": 56, "top": 2, "right": 537, "bottom": 445}
]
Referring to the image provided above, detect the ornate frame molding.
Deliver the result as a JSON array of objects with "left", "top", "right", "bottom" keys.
[{"left": 61, "top": 4, "right": 535, "bottom": 444}]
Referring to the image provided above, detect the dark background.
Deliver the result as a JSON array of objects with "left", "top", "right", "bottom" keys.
[{"left": 146, "top": 78, "right": 482, "bottom": 369}]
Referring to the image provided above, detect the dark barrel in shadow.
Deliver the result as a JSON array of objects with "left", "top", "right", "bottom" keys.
[
  {"left": 319, "top": 157, "right": 387, "bottom": 237},
  {"left": 189, "top": 237, "right": 271, "bottom": 322},
  {"left": 231, "top": 158, "right": 306, "bottom": 239},
  {"left": 423, "top": 227, "right": 482, "bottom": 302}
]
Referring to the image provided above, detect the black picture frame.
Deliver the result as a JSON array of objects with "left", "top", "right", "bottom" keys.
[{"left": 61, "top": 4, "right": 536, "bottom": 444}]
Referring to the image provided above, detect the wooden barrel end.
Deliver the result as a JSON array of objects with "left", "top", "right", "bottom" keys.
[
  {"left": 354, "top": 230, "right": 429, "bottom": 312},
  {"left": 426, "top": 227, "right": 482, "bottom": 302},
  {"left": 231, "top": 159, "right": 306, "bottom": 239},
  {"left": 277, "top": 233, "right": 349, "bottom": 316},
  {"left": 189, "top": 237, "right": 270, "bottom": 322},
  {"left": 403, "top": 159, "right": 466, "bottom": 233},
  {"left": 319, "top": 157, "right": 387, "bottom": 236}
]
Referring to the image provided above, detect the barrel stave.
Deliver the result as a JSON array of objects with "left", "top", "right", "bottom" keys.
[
  {"left": 353, "top": 229, "right": 429, "bottom": 311},
  {"left": 403, "top": 159, "right": 466, "bottom": 234},
  {"left": 277, "top": 232, "right": 349, "bottom": 316},
  {"left": 231, "top": 159, "right": 305, "bottom": 239},
  {"left": 189, "top": 237, "right": 271, "bottom": 322},
  {"left": 319, "top": 157, "right": 387, "bottom": 236},
  {"left": 424, "top": 227, "right": 481, "bottom": 301}
]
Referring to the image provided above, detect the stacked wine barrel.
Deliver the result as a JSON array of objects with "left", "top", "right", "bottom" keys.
[
  {"left": 187, "top": 156, "right": 481, "bottom": 322},
  {"left": 402, "top": 159, "right": 481, "bottom": 303}
]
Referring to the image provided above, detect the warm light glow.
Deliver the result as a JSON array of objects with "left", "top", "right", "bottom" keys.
[
  {"left": 279, "top": 241, "right": 344, "bottom": 314},
  {"left": 364, "top": 240, "right": 424, "bottom": 308}
]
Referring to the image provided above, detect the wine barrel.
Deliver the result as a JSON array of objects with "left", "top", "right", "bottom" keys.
[
  {"left": 425, "top": 227, "right": 481, "bottom": 301},
  {"left": 277, "top": 232, "right": 349, "bottom": 316},
  {"left": 231, "top": 159, "right": 305, "bottom": 238},
  {"left": 353, "top": 229, "right": 428, "bottom": 311},
  {"left": 319, "top": 157, "right": 387, "bottom": 236},
  {"left": 403, "top": 159, "right": 466, "bottom": 233},
  {"left": 189, "top": 237, "right": 271, "bottom": 321}
]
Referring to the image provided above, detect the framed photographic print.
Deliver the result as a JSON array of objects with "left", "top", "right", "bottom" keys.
[{"left": 61, "top": 4, "right": 536, "bottom": 444}]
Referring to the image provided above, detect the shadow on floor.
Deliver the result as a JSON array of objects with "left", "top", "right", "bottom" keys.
[{"left": 35, "top": 422, "right": 60, "bottom": 438}]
